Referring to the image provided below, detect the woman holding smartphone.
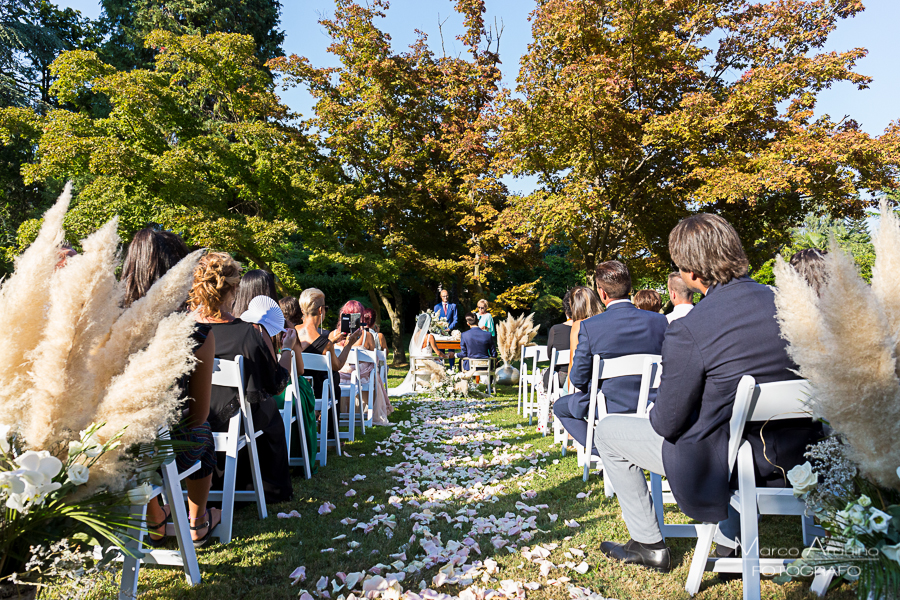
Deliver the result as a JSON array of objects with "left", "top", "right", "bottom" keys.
[{"left": 334, "top": 301, "right": 391, "bottom": 424}]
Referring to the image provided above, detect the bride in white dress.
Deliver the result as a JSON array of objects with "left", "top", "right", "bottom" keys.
[{"left": 389, "top": 313, "right": 446, "bottom": 396}]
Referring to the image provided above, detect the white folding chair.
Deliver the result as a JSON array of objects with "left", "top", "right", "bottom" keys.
[
  {"left": 581, "top": 354, "right": 662, "bottom": 489},
  {"left": 549, "top": 349, "right": 572, "bottom": 449},
  {"left": 281, "top": 349, "right": 312, "bottom": 479},
  {"left": 118, "top": 427, "right": 200, "bottom": 599},
  {"left": 411, "top": 354, "right": 438, "bottom": 392},
  {"left": 349, "top": 347, "right": 382, "bottom": 429},
  {"left": 206, "top": 356, "right": 267, "bottom": 544},
  {"left": 684, "top": 376, "right": 818, "bottom": 600},
  {"left": 520, "top": 345, "right": 548, "bottom": 425},
  {"left": 468, "top": 357, "right": 495, "bottom": 396},
  {"left": 301, "top": 353, "right": 343, "bottom": 465}
]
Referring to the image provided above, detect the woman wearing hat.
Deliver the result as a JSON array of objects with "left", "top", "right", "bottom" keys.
[{"left": 189, "top": 254, "right": 295, "bottom": 504}]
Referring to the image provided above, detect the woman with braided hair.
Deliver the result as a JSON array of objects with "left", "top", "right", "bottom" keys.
[{"left": 189, "top": 252, "right": 295, "bottom": 503}]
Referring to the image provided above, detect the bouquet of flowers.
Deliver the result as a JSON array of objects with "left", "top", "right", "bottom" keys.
[
  {"left": 414, "top": 361, "right": 483, "bottom": 398},
  {"left": 424, "top": 309, "right": 450, "bottom": 336},
  {"left": 779, "top": 436, "right": 900, "bottom": 596}
]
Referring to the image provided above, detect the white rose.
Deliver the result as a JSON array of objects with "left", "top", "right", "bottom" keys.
[
  {"left": 867, "top": 508, "right": 892, "bottom": 534},
  {"left": 78, "top": 431, "right": 103, "bottom": 458},
  {"left": 883, "top": 542, "right": 900, "bottom": 566},
  {"left": 844, "top": 538, "right": 865, "bottom": 554},
  {"left": 787, "top": 461, "right": 818, "bottom": 496},
  {"left": 126, "top": 482, "right": 155, "bottom": 506},
  {"left": 0, "top": 424, "right": 11, "bottom": 453},
  {"left": 848, "top": 505, "right": 867, "bottom": 527},
  {"left": 858, "top": 494, "right": 872, "bottom": 508},
  {"left": 66, "top": 464, "right": 89, "bottom": 486},
  {"left": 68, "top": 440, "right": 84, "bottom": 456}
]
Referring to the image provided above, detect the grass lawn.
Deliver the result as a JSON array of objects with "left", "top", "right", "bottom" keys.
[{"left": 75, "top": 367, "right": 855, "bottom": 600}]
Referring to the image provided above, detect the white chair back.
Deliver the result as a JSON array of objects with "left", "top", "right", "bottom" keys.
[
  {"left": 468, "top": 358, "right": 495, "bottom": 396},
  {"left": 207, "top": 356, "right": 267, "bottom": 543},
  {"left": 282, "top": 349, "right": 312, "bottom": 478},
  {"left": 301, "top": 352, "right": 342, "bottom": 463}
]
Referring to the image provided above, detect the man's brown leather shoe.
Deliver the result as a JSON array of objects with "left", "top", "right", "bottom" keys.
[{"left": 600, "top": 539, "right": 672, "bottom": 573}]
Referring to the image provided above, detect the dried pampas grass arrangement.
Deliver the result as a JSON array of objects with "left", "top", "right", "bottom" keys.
[
  {"left": 497, "top": 312, "right": 540, "bottom": 366},
  {"left": 0, "top": 186, "right": 203, "bottom": 492},
  {"left": 774, "top": 202, "right": 900, "bottom": 492}
]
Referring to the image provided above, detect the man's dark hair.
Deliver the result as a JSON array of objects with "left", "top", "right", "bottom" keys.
[
  {"left": 562, "top": 289, "right": 572, "bottom": 319},
  {"left": 594, "top": 260, "right": 632, "bottom": 299},
  {"left": 669, "top": 213, "right": 748, "bottom": 287},
  {"left": 789, "top": 249, "right": 828, "bottom": 296},
  {"left": 633, "top": 290, "right": 662, "bottom": 313},
  {"left": 279, "top": 296, "right": 302, "bottom": 325},
  {"left": 122, "top": 228, "right": 190, "bottom": 307},
  {"left": 465, "top": 313, "right": 478, "bottom": 326}
]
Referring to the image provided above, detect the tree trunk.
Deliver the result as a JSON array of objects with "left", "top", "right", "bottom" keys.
[
  {"left": 367, "top": 287, "right": 382, "bottom": 331},
  {"left": 377, "top": 284, "right": 406, "bottom": 366}
]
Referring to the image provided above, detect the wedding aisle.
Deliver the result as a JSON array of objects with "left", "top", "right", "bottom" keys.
[{"left": 78, "top": 389, "right": 853, "bottom": 600}]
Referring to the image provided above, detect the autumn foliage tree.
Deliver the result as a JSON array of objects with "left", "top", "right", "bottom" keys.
[
  {"left": 500, "top": 0, "right": 900, "bottom": 281},
  {"left": 271, "top": 0, "right": 520, "bottom": 364},
  {"left": 0, "top": 30, "right": 319, "bottom": 284}
]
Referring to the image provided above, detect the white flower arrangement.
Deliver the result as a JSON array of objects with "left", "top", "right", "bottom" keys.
[{"left": 423, "top": 309, "right": 450, "bottom": 336}]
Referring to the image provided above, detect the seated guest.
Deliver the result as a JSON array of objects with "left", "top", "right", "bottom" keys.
[
  {"left": 554, "top": 263, "right": 667, "bottom": 451},
  {"left": 458, "top": 313, "right": 496, "bottom": 370},
  {"left": 122, "top": 228, "right": 219, "bottom": 547},
  {"left": 188, "top": 253, "right": 295, "bottom": 503},
  {"left": 565, "top": 286, "right": 604, "bottom": 381},
  {"left": 234, "top": 270, "right": 303, "bottom": 361},
  {"left": 789, "top": 248, "right": 827, "bottom": 296},
  {"left": 666, "top": 271, "right": 694, "bottom": 323},
  {"left": 362, "top": 307, "right": 388, "bottom": 350},
  {"left": 475, "top": 299, "right": 495, "bottom": 336},
  {"left": 295, "top": 288, "right": 362, "bottom": 401},
  {"left": 633, "top": 289, "right": 662, "bottom": 313},
  {"left": 542, "top": 289, "right": 573, "bottom": 389},
  {"left": 335, "top": 301, "right": 393, "bottom": 425},
  {"left": 595, "top": 214, "right": 823, "bottom": 572}
]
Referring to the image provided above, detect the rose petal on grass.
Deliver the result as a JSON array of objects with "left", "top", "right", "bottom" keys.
[
  {"left": 346, "top": 489, "right": 357, "bottom": 497},
  {"left": 573, "top": 562, "right": 589, "bottom": 574},
  {"left": 548, "top": 514, "right": 558, "bottom": 522},
  {"left": 319, "top": 501, "right": 336, "bottom": 515},
  {"left": 564, "top": 519, "right": 580, "bottom": 528},
  {"left": 289, "top": 566, "right": 306, "bottom": 585}
]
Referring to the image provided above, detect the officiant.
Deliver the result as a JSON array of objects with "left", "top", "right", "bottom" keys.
[{"left": 434, "top": 288, "right": 458, "bottom": 368}]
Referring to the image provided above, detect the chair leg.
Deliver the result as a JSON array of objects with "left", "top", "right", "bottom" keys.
[
  {"left": 810, "top": 568, "right": 835, "bottom": 597},
  {"left": 244, "top": 432, "right": 268, "bottom": 521},
  {"left": 161, "top": 462, "right": 200, "bottom": 586},
  {"left": 685, "top": 523, "right": 716, "bottom": 596},
  {"left": 740, "top": 495, "right": 761, "bottom": 600},
  {"left": 330, "top": 397, "right": 342, "bottom": 457},
  {"left": 118, "top": 504, "right": 146, "bottom": 600},
  {"left": 216, "top": 453, "right": 237, "bottom": 544},
  {"left": 294, "top": 393, "right": 312, "bottom": 479}
]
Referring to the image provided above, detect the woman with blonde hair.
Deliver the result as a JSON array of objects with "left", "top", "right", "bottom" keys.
[
  {"left": 475, "top": 298, "right": 495, "bottom": 336},
  {"left": 189, "top": 252, "right": 295, "bottom": 503}
]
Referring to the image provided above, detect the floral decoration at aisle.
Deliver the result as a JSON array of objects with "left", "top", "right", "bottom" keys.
[
  {"left": 0, "top": 184, "right": 204, "bottom": 591},
  {"left": 774, "top": 202, "right": 900, "bottom": 597}
]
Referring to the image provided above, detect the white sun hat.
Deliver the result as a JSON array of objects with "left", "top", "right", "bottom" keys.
[{"left": 240, "top": 295, "right": 287, "bottom": 337}]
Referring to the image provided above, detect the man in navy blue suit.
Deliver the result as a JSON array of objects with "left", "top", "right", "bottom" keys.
[
  {"left": 434, "top": 289, "right": 458, "bottom": 368},
  {"left": 593, "top": 214, "right": 822, "bottom": 573},
  {"left": 458, "top": 314, "right": 496, "bottom": 370},
  {"left": 553, "top": 261, "right": 668, "bottom": 450}
]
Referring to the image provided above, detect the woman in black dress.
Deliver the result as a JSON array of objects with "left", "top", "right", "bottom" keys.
[
  {"left": 188, "top": 253, "right": 296, "bottom": 503},
  {"left": 295, "top": 288, "right": 362, "bottom": 399},
  {"left": 543, "top": 289, "right": 574, "bottom": 389}
]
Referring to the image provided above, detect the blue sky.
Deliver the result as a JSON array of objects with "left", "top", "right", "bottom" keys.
[{"left": 56, "top": 0, "right": 900, "bottom": 196}]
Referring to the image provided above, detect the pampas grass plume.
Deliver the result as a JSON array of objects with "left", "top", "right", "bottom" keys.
[
  {"left": 0, "top": 185, "right": 202, "bottom": 493},
  {"left": 775, "top": 205, "right": 900, "bottom": 491},
  {"left": 497, "top": 313, "right": 540, "bottom": 364}
]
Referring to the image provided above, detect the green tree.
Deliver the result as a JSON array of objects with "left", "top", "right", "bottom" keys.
[
  {"left": 271, "top": 0, "right": 515, "bottom": 364},
  {"left": 99, "top": 0, "right": 284, "bottom": 70},
  {"left": 499, "top": 0, "right": 900, "bottom": 283},
  {"left": 0, "top": 30, "right": 319, "bottom": 282}
]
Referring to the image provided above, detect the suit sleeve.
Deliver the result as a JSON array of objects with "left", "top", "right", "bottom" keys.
[
  {"left": 649, "top": 320, "right": 705, "bottom": 440},
  {"left": 448, "top": 305, "right": 458, "bottom": 330},
  {"left": 568, "top": 324, "right": 592, "bottom": 392},
  {"left": 459, "top": 335, "right": 468, "bottom": 358},
  {"left": 489, "top": 336, "right": 496, "bottom": 357}
]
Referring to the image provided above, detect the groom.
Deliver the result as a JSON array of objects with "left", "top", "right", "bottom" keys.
[{"left": 434, "top": 289, "right": 458, "bottom": 368}]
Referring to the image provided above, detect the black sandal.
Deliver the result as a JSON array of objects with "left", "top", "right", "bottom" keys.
[
  {"left": 145, "top": 504, "right": 171, "bottom": 548},
  {"left": 190, "top": 508, "right": 220, "bottom": 549}
]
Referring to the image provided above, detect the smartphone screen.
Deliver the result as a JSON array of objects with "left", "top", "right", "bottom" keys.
[{"left": 341, "top": 313, "right": 362, "bottom": 334}]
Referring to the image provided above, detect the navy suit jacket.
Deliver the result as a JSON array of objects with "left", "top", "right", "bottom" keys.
[
  {"left": 434, "top": 302, "right": 458, "bottom": 331},
  {"left": 649, "top": 276, "right": 823, "bottom": 523},
  {"left": 459, "top": 328, "right": 495, "bottom": 369},
  {"left": 568, "top": 302, "right": 668, "bottom": 417}
]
